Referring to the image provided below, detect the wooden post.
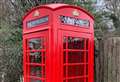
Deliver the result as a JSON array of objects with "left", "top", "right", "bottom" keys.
[{"left": 95, "top": 37, "right": 120, "bottom": 82}]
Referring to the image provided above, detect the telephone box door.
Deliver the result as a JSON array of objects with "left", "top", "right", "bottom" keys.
[
  {"left": 60, "top": 31, "right": 93, "bottom": 82},
  {"left": 23, "top": 31, "right": 48, "bottom": 82}
]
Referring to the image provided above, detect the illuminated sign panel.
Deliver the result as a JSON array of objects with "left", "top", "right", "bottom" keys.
[
  {"left": 27, "top": 16, "right": 48, "bottom": 28},
  {"left": 60, "top": 16, "right": 90, "bottom": 27}
]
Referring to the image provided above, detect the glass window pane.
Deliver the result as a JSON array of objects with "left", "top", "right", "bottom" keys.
[
  {"left": 43, "top": 66, "right": 46, "bottom": 78},
  {"left": 86, "top": 51, "right": 88, "bottom": 63},
  {"left": 86, "top": 64, "right": 88, "bottom": 75},
  {"left": 68, "top": 51, "right": 84, "bottom": 63},
  {"left": 68, "top": 37, "right": 85, "bottom": 49},
  {"left": 28, "top": 38, "right": 44, "bottom": 50},
  {"left": 63, "top": 52, "right": 66, "bottom": 63},
  {"left": 64, "top": 66, "right": 66, "bottom": 77},
  {"left": 68, "top": 65, "right": 84, "bottom": 77},
  {"left": 30, "top": 66, "right": 42, "bottom": 77},
  {"left": 86, "top": 39, "right": 88, "bottom": 50},
  {"left": 63, "top": 37, "right": 67, "bottom": 49},
  {"left": 43, "top": 52, "right": 46, "bottom": 64},
  {"left": 30, "top": 52, "right": 42, "bottom": 63}
]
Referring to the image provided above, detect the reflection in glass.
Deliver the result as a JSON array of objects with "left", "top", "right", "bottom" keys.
[
  {"left": 30, "top": 52, "right": 42, "bottom": 63},
  {"left": 30, "top": 66, "right": 42, "bottom": 77},
  {"left": 68, "top": 37, "right": 84, "bottom": 49},
  {"left": 28, "top": 38, "right": 44, "bottom": 50}
]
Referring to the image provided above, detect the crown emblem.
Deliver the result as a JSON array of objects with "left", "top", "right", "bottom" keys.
[
  {"left": 73, "top": 10, "right": 79, "bottom": 16},
  {"left": 33, "top": 10, "right": 40, "bottom": 17}
]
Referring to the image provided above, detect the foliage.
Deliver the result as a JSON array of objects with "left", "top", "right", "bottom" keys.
[
  {"left": 0, "top": 16, "right": 22, "bottom": 82},
  {"left": 0, "top": 0, "right": 22, "bottom": 82},
  {"left": 103, "top": 0, "right": 120, "bottom": 35}
]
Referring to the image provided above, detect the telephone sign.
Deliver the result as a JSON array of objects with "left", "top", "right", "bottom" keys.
[
  {"left": 27, "top": 16, "right": 48, "bottom": 28},
  {"left": 60, "top": 15, "right": 90, "bottom": 27}
]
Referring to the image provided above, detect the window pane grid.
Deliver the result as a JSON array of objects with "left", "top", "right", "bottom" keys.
[
  {"left": 63, "top": 36, "right": 89, "bottom": 82},
  {"left": 26, "top": 37, "right": 46, "bottom": 82}
]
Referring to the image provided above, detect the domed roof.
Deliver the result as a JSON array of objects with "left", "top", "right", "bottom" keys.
[
  {"left": 23, "top": 4, "right": 94, "bottom": 20},
  {"left": 43, "top": 3, "right": 68, "bottom": 9}
]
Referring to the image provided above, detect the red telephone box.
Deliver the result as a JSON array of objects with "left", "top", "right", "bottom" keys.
[{"left": 23, "top": 4, "right": 94, "bottom": 82}]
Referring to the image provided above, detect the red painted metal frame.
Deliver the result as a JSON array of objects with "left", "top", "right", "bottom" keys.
[
  {"left": 23, "top": 31, "right": 49, "bottom": 82},
  {"left": 59, "top": 31, "right": 94, "bottom": 82},
  {"left": 23, "top": 4, "right": 94, "bottom": 82}
]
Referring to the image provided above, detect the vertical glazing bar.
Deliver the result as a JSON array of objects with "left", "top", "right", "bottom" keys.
[
  {"left": 66, "top": 37, "right": 68, "bottom": 82},
  {"left": 26, "top": 52, "right": 30, "bottom": 76},
  {"left": 44, "top": 37, "right": 46, "bottom": 79},
  {"left": 84, "top": 39, "right": 87, "bottom": 82},
  {"left": 23, "top": 39, "right": 27, "bottom": 82},
  {"left": 28, "top": 40, "right": 30, "bottom": 82},
  {"left": 41, "top": 38, "right": 43, "bottom": 78},
  {"left": 42, "top": 37, "right": 45, "bottom": 81},
  {"left": 44, "top": 37, "right": 46, "bottom": 80}
]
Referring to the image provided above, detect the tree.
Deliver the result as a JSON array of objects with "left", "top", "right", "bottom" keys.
[
  {"left": 0, "top": 0, "right": 22, "bottom": 82},
  {"left": 103, "top": 0, "right": 120, "bottom": 35}
]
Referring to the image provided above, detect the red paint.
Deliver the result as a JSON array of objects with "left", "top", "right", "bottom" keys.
[{"left": 23, "top": 4, "right": 94, "bottom": 82}]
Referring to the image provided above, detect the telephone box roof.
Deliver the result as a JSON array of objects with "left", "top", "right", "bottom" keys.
[
  {"left": 44, "top": 3, "right": 68, "bottom": 9},
  {"left": 23, "top": 3, "right": 94, "bottom": 20}
]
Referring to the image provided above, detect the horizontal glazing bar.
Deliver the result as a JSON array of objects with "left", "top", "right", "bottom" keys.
[
  {"left": 26, "top": 63, "right": 45, "bottom": 66},
  {"left": 63, "top": 63, "right": 88, "bottom": 66},
  {"left": 63, "top": 75, "right": 88, "bottom": 80},
  {"left": 63, "top": 49, "right": 88, "bottom": 52},
  {"left": 27, "top": 76, "right": 45, "bottom": 80},
  {"left": 26, "top": 50, "right": 46, "bottom": 52}
]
